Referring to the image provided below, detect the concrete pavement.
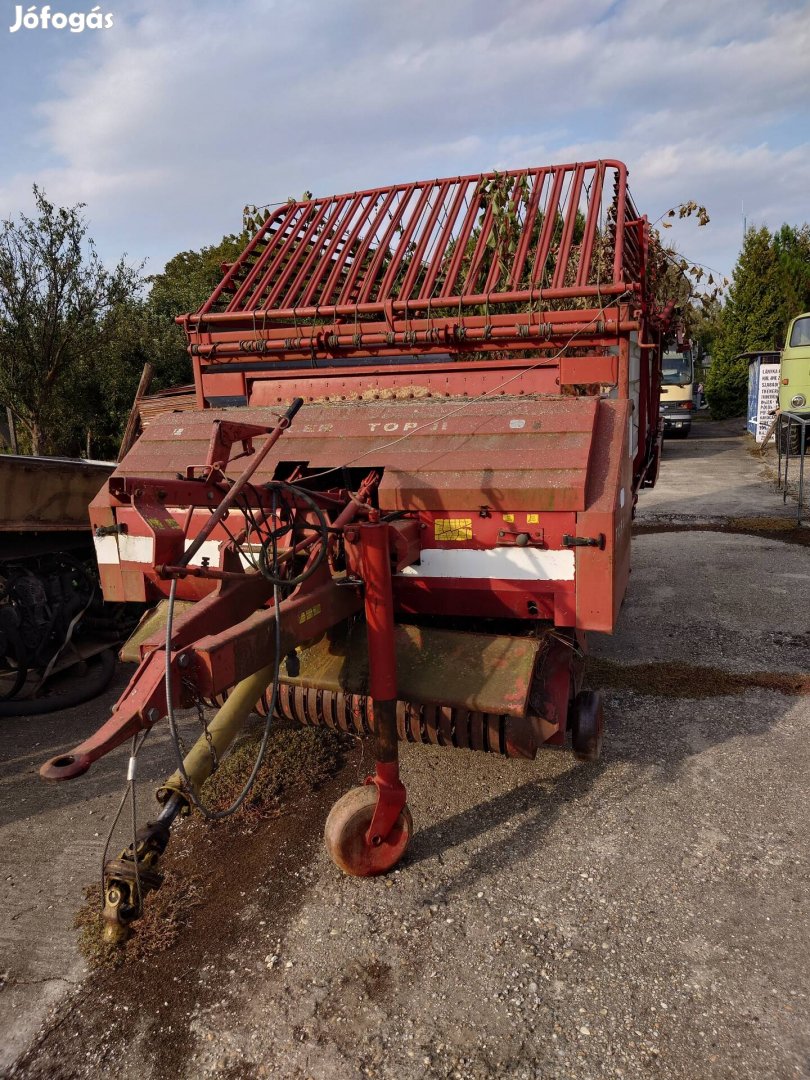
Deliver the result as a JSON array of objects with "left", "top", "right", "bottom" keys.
[{"left": 3, "top": 415, "right": 808, "bottom": 1080}]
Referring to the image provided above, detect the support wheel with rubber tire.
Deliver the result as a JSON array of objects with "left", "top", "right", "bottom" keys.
[
  {"left": 324, "top": 785, "right": 413, "bottom": 876},
  {"left": 570, "top": 690, "right": 604, "bottom": 762}
]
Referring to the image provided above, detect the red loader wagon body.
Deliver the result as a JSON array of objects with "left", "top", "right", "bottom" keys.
[{"left": 42, "top": 160, "right": 669, "bottom": 941}]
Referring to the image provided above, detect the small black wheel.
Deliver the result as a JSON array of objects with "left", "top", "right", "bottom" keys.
[{"left": 570, "top": 690, "right": 604, "bottom": 763}]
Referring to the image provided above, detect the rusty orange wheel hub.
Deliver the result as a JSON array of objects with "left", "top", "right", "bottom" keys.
[{"left": 324, "top": 785, "right": 413, "bottom": 877}]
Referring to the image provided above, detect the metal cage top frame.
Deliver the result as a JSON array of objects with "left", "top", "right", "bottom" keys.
[{"left": 180, "top": 161, "right": 648, "bottom": 365}]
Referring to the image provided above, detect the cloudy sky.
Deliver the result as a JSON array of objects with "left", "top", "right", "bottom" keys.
[{"left": 1, "top": 0, "right": 808, "bottom": 283}]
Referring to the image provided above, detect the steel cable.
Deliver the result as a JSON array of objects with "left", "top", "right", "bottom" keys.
[{"left": 162, "top": 486, "right": 288, "bottom": 820}]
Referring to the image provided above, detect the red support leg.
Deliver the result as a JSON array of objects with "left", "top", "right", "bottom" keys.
[{"left": 359, "top": 520, "right": 407, "bottom": 845}]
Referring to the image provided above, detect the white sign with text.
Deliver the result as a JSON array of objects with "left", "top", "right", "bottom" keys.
[{"left": 755, "top": 364, "right": 781, "bottom": 442}]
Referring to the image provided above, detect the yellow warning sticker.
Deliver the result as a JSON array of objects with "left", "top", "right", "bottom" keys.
[
  {"left": 146, "top": 516, "right": 181, "bottom": 530},
  {"left": 527, "top": 513, "right": 540, "bottom": 524},
  {"left": 434, "top": 518, "right": 473, "bottom": 542},
  {"left": 502, "top": 513, "right": 515, "bottom": 523},
  {"left": 298, "top": 603, "right": 322, "bottom": 624}
]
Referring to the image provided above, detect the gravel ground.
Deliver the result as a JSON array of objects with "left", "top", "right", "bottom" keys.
[{"left": 2, "top": 416, "right": 808, "bottom": 1080}]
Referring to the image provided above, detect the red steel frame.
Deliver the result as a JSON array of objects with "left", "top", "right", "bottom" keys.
[{"left": 176, "top": 161, "right": 660, "bottom": 501}]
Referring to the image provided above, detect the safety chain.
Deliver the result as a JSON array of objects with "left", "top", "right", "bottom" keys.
[{"left": 183, "top": 675, "right": 219, "bottom": 772}]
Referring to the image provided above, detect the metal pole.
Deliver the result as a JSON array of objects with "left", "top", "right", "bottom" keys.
[
  {"left": 784, "top": 416, "right": 791, "bottom": 503},
  {"left": 361, "top": 521, "right": 399, "bottom": 762},
  {"left": 117, "top": 362, "right": 154, "bottom": 462},
  {"left": 798, "top": 421, "right": 806, "bottom": 527}
]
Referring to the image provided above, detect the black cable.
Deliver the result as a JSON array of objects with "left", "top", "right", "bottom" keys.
[
  {"left": 164, "top": 491, "right": 284, "bottom": 820},
  {"left": 257, "top": 480, "right": 329, "bottom": 587}
]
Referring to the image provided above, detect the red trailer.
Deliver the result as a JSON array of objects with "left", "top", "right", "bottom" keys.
[{"left": 42, "top": 160, "right": 669, "bottom": 939}]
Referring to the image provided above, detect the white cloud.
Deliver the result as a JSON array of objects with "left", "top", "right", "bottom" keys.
[{"left": 1, "top": 0, "right": 807, "bottom": 279}]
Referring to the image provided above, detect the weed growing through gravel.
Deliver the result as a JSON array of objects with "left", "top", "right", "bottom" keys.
[
  {"left": 202, "top": 724, "right": 349, "bottom": 824},
  {"left": 588, "top": 658, "right": 810, "bottom": 698},
  {"left": 75, "top": 870, "right": 205, "bottom": 970},
  {"left": 633, "top": 518, "right": 810, "bottom": 547}
]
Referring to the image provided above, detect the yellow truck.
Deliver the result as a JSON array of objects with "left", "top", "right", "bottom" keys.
[
  {"left": 780, "top": 312, "right": 810, "bottom": 417},
  {"left": 659, "top": 347, "right": 695, "bottom": 437},
  {"left": 778, "top": 312, "right": 810, "bottom": 455}
]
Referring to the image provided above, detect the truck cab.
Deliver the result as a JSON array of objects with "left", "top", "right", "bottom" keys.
[
  {"left": 659, "top": 347, "right": 694, "bottom": 437},
  {"left": 780, "top": 312, "right": 810, "bottom": 417}
]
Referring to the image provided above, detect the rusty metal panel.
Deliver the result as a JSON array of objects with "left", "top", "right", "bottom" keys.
[
  {"left": 0, "top": 455, "right": 113, "bottom": 532},
  {"left": 575, "top": 399, "right": 633, "bottom": 633},
  {"left": 283, "top": 623, "right": 542, "bottom": 718},
  {"left": 113, "top": 396, "right": 599, "bottom": 512},
  {"left": 245, "top": 356, "right": 562, "bottom": 405},
  {"left": 560, "top": 354, "right": 618, "bottom": 386}
]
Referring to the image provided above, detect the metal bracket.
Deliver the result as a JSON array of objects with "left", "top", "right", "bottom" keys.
[
  {"left": 562, "top": 533, "right": 606, "bottom": 550},
  {"left": 497, "top": 528, "right": 545, "bottom": 547},
  {"left": 364, "top": 761, "right": 407, "bottom": 845}
]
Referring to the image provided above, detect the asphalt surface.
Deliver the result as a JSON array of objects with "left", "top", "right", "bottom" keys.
[{"left": 1, "top": 415, "right": 808, "bottom": 1079}]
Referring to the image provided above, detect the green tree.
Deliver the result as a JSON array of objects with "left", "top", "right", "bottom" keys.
[
  {"left": 706, "top": 227, "right": 785, "bottom": 418},
  {"left": 0, "top": 187, "right": 143, "bottom": 455},
  {"left": 144, "top": 232, "right": 248, "bottom": 389},
  {"left": 689, "top": 295, "right": 723, "bottom": 379},
  {"left": 64, "top": 298, "right": 154, "bottom": 458},
  {"left": 773, "top": 223, "right": 810, "bottom": 326}
]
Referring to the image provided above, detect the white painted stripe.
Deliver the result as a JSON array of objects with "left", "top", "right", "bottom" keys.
[
  {"left": 96, "top": 532, "right": 574, "bottom": 582},
  {"left": 183, "top": 539, "right": 261, "bottom": 570},
  {"left": 93, "top": 535, "right": 120, "bottom": 565},
  {"left": 94, "top": 533, "right": 258, "bottom": 571},
  {"left": 119, "top": 534, "right": 154, "bottom": 563},
  {"left": 184, "top": 538, "right": 221, "bottom": 567},
  {"left": 398, "top": 547, "right": 575, "bottom": 582}
]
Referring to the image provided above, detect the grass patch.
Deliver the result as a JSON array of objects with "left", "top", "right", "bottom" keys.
[
  {"left": 200, "top": 724, "right": 349, "bottom": 823},
  {"left": 588, "top": 658, "right": 810, "bottom": 699},
  {"left": 76, "top": 723, "right": 350, "bottom": 969},
  {"left": 75, "top": 868, "right": 204, "bottom": 971}
]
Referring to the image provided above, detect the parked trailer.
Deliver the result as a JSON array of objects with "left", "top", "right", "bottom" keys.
[
  {"left": 41, "top": 161, "right": 671, "bottom": 940},
  {"left": 0, "top": 455, "right": 125, "bottom": 708}
]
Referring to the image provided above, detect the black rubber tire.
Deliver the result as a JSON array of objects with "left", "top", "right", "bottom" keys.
[
  {"left": 0, "top": 664, "right": 28, "bottom": 702},
  {"left": 0, "top": 648, "right": 116, "bottom": 717},
  {"left": 777, "top": 423, "right": 804, "bottom": 456},
  {"left": 570, "top": 690, "right": 604, "bottom": 763}
]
